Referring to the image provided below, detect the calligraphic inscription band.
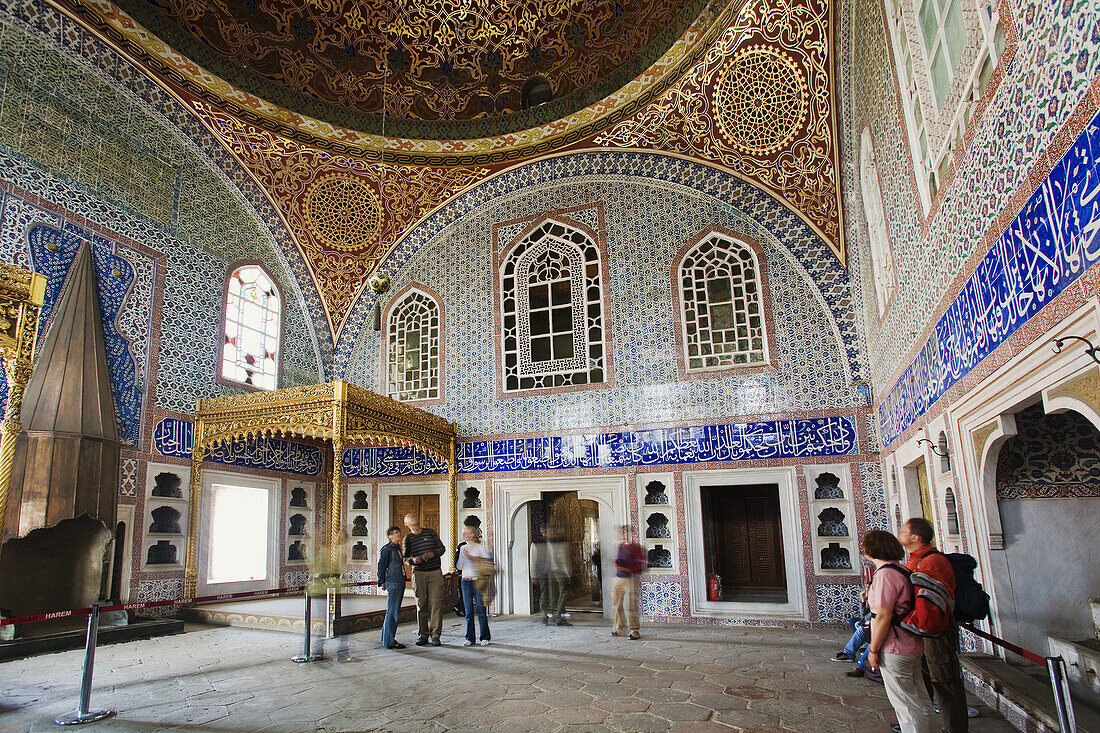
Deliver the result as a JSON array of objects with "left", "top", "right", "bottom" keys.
[
  {"left": 342, "top": 415, "right": 859, "bottom": 477},
  {"left": 153, "top": 417, "right": 323, "bottom": 476},
  {"left": 879, "top": 109, "right": 1100, "bottom": 448}
]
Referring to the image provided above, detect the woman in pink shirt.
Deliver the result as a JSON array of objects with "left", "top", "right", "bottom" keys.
[{"left": 862, "top": 530, "right": 935, "bottom": 733}]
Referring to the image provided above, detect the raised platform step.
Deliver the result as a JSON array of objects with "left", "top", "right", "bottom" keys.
[
  {"left": 963, "top": 654, "right": 1100, "bottom": 733},
  {"left": 182, "top": 593, "right": 417, "bottom": 636},
  {"left": 0, "top": 617, "right": 184, "bottom": 661}
]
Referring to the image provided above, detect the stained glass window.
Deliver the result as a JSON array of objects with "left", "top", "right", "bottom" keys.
[
  {"left": 500, "top": 220, "right": 606, "bottom": 392},
  {"left": 386, "top": 288, "right": 441, "bottom": 401},
  {"left": 678, "top": 233, "right": 767, "bottom": 371},
  {"left": 222, "top": 265, "right": 280, "bottom": 390}
]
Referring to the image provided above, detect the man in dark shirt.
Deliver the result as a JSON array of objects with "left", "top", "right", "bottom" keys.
[
  {"left": 403, "top": 513, "right": 447, "bottom": 646},
  {"left": 377, "top": 526, "right": 407, "bottom": 650}
]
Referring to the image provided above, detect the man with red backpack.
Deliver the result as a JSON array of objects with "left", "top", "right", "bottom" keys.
[{"left": 899, "top": 518, "right": 968, "bottom": 733}]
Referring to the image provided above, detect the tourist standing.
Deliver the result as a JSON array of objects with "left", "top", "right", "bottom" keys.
[
  {"left": 455, "top": 526, "right": 492, "bottom": 646},
  {"left": 610, "top": 525, "right": 645, "bottom": 640},
  {"left": 899, "top": 517, "right": 970, "bottom": 732},
  {"left": 377, "top": 525, "right": 407, "bottom": 650},
  {"left": 403, "top": 513, "right": 446, "bottom": 646},
  {"left": 863, "top": 529, "right": 935, "bottom": 733}
]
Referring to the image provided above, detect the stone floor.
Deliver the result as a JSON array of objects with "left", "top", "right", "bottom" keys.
[{"left": 1, "top": 615, "right": 1017, "bottom": 733}]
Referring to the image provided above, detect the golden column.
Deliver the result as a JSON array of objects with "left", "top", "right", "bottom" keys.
[
  {"left": 0, "top": 264, "right": 46, "bottom": 533},
  {"left": 183, "top": 409, "right": 206, "bottom": 597},
  {"left": 327, "top": 380, "right": 347, "bottom": 626}
]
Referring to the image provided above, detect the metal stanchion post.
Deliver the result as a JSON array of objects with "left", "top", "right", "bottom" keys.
[
  {"left": 291, "top": 591, "right": 322, "bottom": 663},
  {"left": 1046, "top": 656, "right": 1077, "bottom": 733},
  {"left": 54, "top": 604, "right": 114, "bottom": 726}
]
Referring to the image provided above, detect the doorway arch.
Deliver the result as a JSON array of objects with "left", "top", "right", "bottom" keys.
[{"left": 493, "top": 476, "right": 628, "bottom": 618}]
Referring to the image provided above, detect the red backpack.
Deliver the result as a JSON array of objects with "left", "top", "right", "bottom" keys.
[{"left": 878, "top": 564, "right": 952, "bottom": 638}]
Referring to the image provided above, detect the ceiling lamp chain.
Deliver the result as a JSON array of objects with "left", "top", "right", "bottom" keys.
[{"left": 370, "top": 40, "right": 392, "bottom": 332}]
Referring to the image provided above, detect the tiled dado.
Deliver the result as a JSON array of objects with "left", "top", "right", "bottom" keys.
[{"left": 878, "top": 104, "right": 1100, "bottom": 448}]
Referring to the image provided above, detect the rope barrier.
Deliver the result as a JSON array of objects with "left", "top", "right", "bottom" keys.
[
  {"left": 959, "top": 621, "right": 1046, "bottom": 666},
  {"left": 0, "top": 580, "right": 378, "bottom": 627},
  {"left": 960, "top": 622, "right": 1077, "bottom": 733}
]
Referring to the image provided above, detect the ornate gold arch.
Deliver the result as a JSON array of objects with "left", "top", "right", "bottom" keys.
[{"left": 183, "top": 380, "right": 457, "bottom": 596}]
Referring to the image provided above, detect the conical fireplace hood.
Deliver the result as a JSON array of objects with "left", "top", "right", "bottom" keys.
[{"left": 20, "top": 243, "right": 118, "bottom": 441}]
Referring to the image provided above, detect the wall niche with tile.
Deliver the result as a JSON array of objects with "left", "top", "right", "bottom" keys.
[
  {"left": 346, "top": 484, "right": 371, "bottom": 566},
  {"left": 287, "top": 483, "right": 315, "bottom": 566},
  {"left": 805, "top": 465, "right": 857, "bottom": 575},
  {"left": 637, "top": 473, "right": 677, "bottom": 574},
  {"left": 142, "top": 463, "right": 190, "bottom": 569}
]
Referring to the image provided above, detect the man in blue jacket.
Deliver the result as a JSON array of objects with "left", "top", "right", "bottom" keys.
[{"left": 377, "top": 526, "right": 407, "bottom": 649}]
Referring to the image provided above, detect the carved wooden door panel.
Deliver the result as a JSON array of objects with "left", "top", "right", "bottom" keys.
[{"left": 706, "top": 485, "right": 785, "bottom": 593}]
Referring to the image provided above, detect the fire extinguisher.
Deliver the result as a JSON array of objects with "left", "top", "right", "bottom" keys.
[{"left": 707, "top": 574, "right": 722, "bottom": 602}]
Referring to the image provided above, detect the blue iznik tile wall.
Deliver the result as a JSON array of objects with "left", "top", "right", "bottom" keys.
[
  {"left": 847, "top": 0, "right": 1099, "bottom": 431},
  {"left": 345, "top": 175, "right": 868, "bottom": 436},
  {"left": 0, "top": 12, "right": 324, "bottom": 410}
]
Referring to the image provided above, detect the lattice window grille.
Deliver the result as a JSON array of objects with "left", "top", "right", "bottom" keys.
[
  {"left": 386, "top": 289, "right": 441, "bottom": 401},
  {"left": 679, "top": 234, "right": 767, "bottom": 371},
  {"left": 501, "top": 221, "right": 605, "bottom": 392},
  {"left": 222, "top": 265, "right": 280, "bottom": 390},
  {"left": 860, "top": 129, "right": 897, "bottom": 316}
]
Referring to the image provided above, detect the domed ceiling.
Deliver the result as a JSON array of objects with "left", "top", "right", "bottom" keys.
[
  {"left": 54, "top": 0, "right": 845, "bottom": 350},
  {"left": 111, "top": 0, "right": 717, "bottom": 140}
]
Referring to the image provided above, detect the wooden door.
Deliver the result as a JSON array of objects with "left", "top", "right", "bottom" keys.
[
  {"left": 703, "top": 485, "right": 785, "bottom": 592},
  {"left": 915, "top": 462, "right": 934, "bottom": 521},
  {"left": 390, "top": 494, "right": 441, "bottom": 536},
  {"left": 390, "top": 494, "right": 441, "bottom": 586}
]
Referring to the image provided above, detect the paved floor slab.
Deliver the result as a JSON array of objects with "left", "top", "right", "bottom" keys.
[{"left": 0, "top": 616, "right": 1017, "bottom": 732}]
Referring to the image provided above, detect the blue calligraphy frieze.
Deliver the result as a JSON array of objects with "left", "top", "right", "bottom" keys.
[
  {"left": 341, "top": 415, "right": 859, "bottom": 477},
  {"left": 879, "top": 110, "right": 1100, "bottom": 448},
  {"left": 153, "top": 417, "right": 323, "bottom": 476}
]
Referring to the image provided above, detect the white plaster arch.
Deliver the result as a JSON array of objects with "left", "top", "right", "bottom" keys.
[{"left": 492, "top": 475, "right": 628, "bottom": 618}]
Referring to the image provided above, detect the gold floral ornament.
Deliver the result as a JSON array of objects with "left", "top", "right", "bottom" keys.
[
  {"left": 714, "top": 46, "right": 808, "bottom": 156},
  {"left": 305, "top": 174, "right": 383, "bottom": 252}
]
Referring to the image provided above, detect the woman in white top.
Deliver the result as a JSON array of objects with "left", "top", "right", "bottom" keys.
[{"left": 456, "top": 526, "right": 492, "bottom": 646}]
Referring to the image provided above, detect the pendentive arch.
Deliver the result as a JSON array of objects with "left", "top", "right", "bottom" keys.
[{"left": 335, "top": 152, "right": 860, "bottom": 386}]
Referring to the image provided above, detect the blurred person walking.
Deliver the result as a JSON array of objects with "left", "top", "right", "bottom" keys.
[
  {"left": 610, "top": 525, "right": 645, "bottom": 640},
  {"left": 455, "top": 526, "right": 492, "bottom": 646}
]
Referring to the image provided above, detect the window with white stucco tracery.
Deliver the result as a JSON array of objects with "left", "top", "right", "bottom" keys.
[
  {"left": 860, "top": 129, "right": 897, "bottom": 316},
  {"left": 678, "top": 233, "right": 767, "bottom": 371},
  {"left": 221, "top": 265, "right": 281, "bottom": 390},
  {"left": 500, "top": 220, "right": 606, "bottom": 393},
  {"left": 386, "top": 288, "right": 441, "bottom": 401},
  {"left": 884, "top": 0, "right": 1007, "bottom": 210}
]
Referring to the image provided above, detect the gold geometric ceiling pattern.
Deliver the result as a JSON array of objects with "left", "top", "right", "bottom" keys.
[{"left": 52, "top": 0, "right": 844, "bottom": 346}]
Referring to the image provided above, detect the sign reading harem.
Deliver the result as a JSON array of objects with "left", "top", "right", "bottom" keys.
[
  {"left": 879, "top": 109, "right": 1100, "bottom": 448},
  {"left": 342, "top": 416, "right": 859, "bottom": 477},
  {"left": 154, "top": 418, "right": 324, "bottom": 475}
]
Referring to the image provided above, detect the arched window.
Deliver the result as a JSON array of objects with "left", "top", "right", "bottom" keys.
[
  {"left": 860, "top": 129, "right": 896, "bottom": 316},
  {"left": 385, "top": 286, "right": 442, "bottom": 401},
  {"left": 677, "top": 232, "right": 767, "bottom": 371},
  {"left": 500, "top": 219, "right": 607, "bottom": 393},
  {"left": 937, "top": 431, "right": 952, "bottom": 472},
  {"left": 221, "top": 265, "right": 280, "bottom": 390}
]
